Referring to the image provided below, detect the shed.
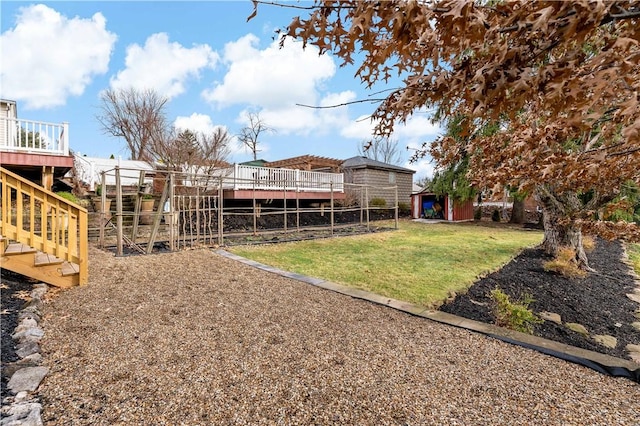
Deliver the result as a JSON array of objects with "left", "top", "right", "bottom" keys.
[
  {"left": 411, "top": 191, "right": 474, "bottom": 221},
  {"left": 342, "top": 156, "right": 415, "bottom": 206}
]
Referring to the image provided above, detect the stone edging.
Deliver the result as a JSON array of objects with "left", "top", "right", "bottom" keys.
[
  {"left": 216, "top": 249, "right": 640, "bottom": 381},
  {"left": 1, "top": 283, "right": 49, "bottom": 426}
]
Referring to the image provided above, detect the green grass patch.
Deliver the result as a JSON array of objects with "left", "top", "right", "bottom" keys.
[{"left": 229, "top": 221, "right": 543, "bottom": 308}]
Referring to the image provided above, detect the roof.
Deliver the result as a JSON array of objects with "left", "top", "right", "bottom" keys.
[
  {"left": 341, "top": 156, "right": 415, "bottom": 174},
  {"left": 265, "top": 155, "right": 342, "bottom": 170},
  {"left": 240, "top": 159, "right": 268, "bottom": 167},
  {"left": 72, "top": 154, "right": 156, "bottom": 187}
]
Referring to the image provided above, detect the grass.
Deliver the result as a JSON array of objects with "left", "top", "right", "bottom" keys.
[
  {"left": 229, "top": 220, "right": 543, "bottom": 308},
  {"left": 628, "top": 243, "right": 640, "bottom": 275}
]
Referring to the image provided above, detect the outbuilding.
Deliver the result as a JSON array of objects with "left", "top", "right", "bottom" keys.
[{"left": 411, "top": 191, "right": 475, "bottom": 221}]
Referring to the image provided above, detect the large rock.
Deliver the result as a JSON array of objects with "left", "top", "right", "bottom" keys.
[
  {"left": 7, "top": 367, "right": 49, "bottom": 393},
  {"left": 15, "top": 341, "right": 40, "bottom": 359},
  {"left": 592, "top": 335, "right": 617, "bottom": 349},
  {"left": 539, "top": 311, "right": 562, "bottom": 324},
  {"left": 565, "top": 322, "right": 589, "bottom": 336},
  {"left": 1, "top": 401, "right": 43, "bottom": 426}
]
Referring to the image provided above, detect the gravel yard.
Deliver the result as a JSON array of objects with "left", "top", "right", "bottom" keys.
[{"left": 38, "top": 246, "right": 639, "bottom": 425}]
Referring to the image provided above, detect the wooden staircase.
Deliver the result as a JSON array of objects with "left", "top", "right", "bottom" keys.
[{"left": 1, "top": 167, "right": 88, "bottom": 288}]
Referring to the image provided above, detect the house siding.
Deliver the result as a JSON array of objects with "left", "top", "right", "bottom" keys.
[{"left": 346, "top": 168, "right": 413, "bottom": 207}]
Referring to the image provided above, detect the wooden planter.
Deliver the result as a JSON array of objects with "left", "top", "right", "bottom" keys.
[
  {"left": 92, "top": 198, "right": 112, "bottom": 220},
  {"left": 139, "top": 198, "right": 155, "bottom": 225}
]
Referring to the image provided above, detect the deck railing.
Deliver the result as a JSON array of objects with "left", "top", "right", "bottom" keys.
[
  {"left": 0, "top": 117, "right": 69, "bottom": 156},
  {"left": 223, "top": 164, "right": 344, "bottom": 192},
  {"left": 0, "top": 167, "right": 88, "bottom": 285}
]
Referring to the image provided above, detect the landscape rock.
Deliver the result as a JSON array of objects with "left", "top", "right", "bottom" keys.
[
  {"left": 592, "top": 335, "right": 617, "bottom": 349},
  {"left": 16, "top": 354, "right": 43, "bottom": 365},
  {"left": 1, "top": 402, "right": 43, "bottom": 426},
  {"left": 14, "top": 392, "right": 29, "bottom": 403},
  {"left": 539, "top": 311, "right": 562, "bottom": 324},
  {"left": 15, "top": 341, "right": 40, "bottom": 359},
  {"left": 7, "top": 367, "right": 49, "bottom": 393},
  {"left": 12, "top": 327, "right": 44, "bottom": 342},
  {"left": 565, "top": 322, "right": 589, "bottom": 336},
  {"left": 626, "top": 293, "right": 640, "bottom": 304},
  {"left": 14, "top": 318, "right": 38, "bottom": 331},
  {"left": 17, "top": 311, "right": 41, "bottom": 323},
  {"left": 631, "top": 322, "right": 640, "bottom": 331},
  {"left": 30, "top": 285, "right": 48, "bottom": 300},
  {"left": 626, "top": 344, "right": 640, "bottom": 364}
]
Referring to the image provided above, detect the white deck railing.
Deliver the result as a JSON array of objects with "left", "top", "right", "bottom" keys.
[
  {"left": 221, "top": 164, "right": 344, "bottom": 192},
  {"left": 0, "top": 117, "right": 69, "bottom": 156}
]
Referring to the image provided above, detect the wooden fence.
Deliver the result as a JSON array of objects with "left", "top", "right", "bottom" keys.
[{"left": 94, "top": 168, "right": 398, "bottom": 254}]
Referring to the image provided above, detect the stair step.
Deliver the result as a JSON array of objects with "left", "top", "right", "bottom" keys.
[
  {"left": 61, "top": 262, "right": 79, "bottom": 276},
  {"left": 34, "top": 252, "right": 64, "bottom": 266},
  {"left": 4, "top": 243, "right": 37, "bottom": 256}
]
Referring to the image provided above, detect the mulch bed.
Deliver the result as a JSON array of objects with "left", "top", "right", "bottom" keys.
[{"left": 439, "top": 237, "right": 640, "bottom": 361}]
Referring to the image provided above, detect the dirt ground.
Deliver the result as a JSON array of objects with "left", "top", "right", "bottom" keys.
[
  {"left": 28, "top": 248, "right": 640, "bottom": 423},
  {"left": 440, "top": 236, "right": 640, "bottom": 361}
]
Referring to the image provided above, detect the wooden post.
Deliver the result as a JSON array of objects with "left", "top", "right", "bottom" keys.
[
  {"left": 168, "top": 173, "right": 175, "bottom": 251},
  {"left": 130, "top": 170, "right": 145, "bottom": 242},
  {"left": 360, "top": 185, "right": 364, "bottom": 225},
  {"left": 330, "top": 182, "right": 334, "bottom": 236},
  {"left": 196, "top": 186, "right": 201, "bottom": 244},
  {"left": 218, "top": 176, "right": 224, "bottom": 245},
  {"left": 252, "top": 181, "right": 257, "bottom": 236},
  {"left": 394, "top": 185, "right": 399, "bottom": 229},
  {"left": 41, "top": 166, "right": 54, "bottom": 191},
  {"left": 146, "top": 175, "right": 169, "bottom": 254},
  {"left": 365, "top": 186, "right": 370, "bottom": 231},
  {"left": 296, "top": 192, "right": 300, "bottom": 232},
  {"left": 99, "top": 171, "right": 106, "bottom": 248},
  {"left": 115, "top": 167, "right": 123, "bottom": 256},
  {"left": 283, "top": 181, "right": 287, "bottom": 233}
]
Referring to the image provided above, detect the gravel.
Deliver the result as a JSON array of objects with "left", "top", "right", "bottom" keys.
[{"left": 38, "top": 246, "right": 639, "bottom": 425}]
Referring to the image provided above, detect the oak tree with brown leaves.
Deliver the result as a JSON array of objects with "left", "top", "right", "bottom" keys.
[{"left": 253, "top": 0, "right": 640, "bottom": 270}]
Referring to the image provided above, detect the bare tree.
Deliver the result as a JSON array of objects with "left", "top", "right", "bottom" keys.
[
  {"left": 237, "top": 111, "right": 274, "bottom": 160},
  {"left": 358, "top": 136, "right": 403, "bottom": 165},
  {"left": 151, "top": 127, "right": 231, "bottom": 174},
  {"left": 97, "top": 88, "right": 169, "bottom": 161}
]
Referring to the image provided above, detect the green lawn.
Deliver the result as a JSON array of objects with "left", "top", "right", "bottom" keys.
[{"left": 229, "top": 220, "right": 543, "bottom": 308}]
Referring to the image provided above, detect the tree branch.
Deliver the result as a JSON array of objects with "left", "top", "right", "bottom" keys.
[{"left": 296, "top": 98, "right": 386, "bottom": 109}]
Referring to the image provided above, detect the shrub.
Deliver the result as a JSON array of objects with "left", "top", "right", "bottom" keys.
[
  {"left": 55, "top": 191, "right": 80, "bottom": 204},
  {"left": 474, "top": 207, "right": 482, "bottom": 220},
  {"left": 582, "top": 235, "right": 596, "bottom": 253},
  {"left": 543, "top": 247, "right": 587, "bottom": 278},
  {"left": 491, "top": 208, "right": 501, "bottom": 222},
  {"left": 369, "top": 197, "right": 387, "bottom": 207},
  {"left": 489, "top": 287, "right": 542, "bottom": 334},
  {"left": 398, "top": 202, "right": 410, "bottom": 213}
]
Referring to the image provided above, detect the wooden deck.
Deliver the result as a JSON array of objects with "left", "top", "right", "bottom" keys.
[{"left": 223, "top": 188, "right": 346, "bottom": 201}]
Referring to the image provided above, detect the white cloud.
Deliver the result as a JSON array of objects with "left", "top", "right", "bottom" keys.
[
  {"left": 340, "top": 114, "right": 376, "bottom": 140},
  {"left": 174, "top": 113, "right": 218, "bottom": 134},
  {"left": 202, "top": 34, "right": 336, "bottom": 110},
  {"left": 0, "top": 4, "right": 116, "bottom": 109},
  {"left": 341, "top": 111, "right": 442, "bottom": 143},
  {"left": 407, "top": 157, "right": 436, "bottom": 180},
  {"left": 110, "top": 33, "right": 218, "bottom": 99}
]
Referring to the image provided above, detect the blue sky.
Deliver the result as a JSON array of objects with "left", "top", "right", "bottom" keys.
[{"left": 1, "top": 1, "right": 441, "bottom": 178}]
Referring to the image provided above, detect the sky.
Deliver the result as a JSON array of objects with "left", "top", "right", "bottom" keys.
[{"left": 0, "top": 1, "right": 442, "bottom": 179}]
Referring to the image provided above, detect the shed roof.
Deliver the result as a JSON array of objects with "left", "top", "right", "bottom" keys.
[
  {"left": 265, "top": 155, "right": 342, "bottom": 170},
  {"left": 341, "top": 156, "right": 415, "bottom": 174}
]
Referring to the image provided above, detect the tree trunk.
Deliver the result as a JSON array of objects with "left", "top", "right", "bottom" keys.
[
  {"left": 540, "top": 206, "right": 592, "bottom": 271},
  {"left": 509, "top": 199, "right": 525, "bottom": 224}
]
